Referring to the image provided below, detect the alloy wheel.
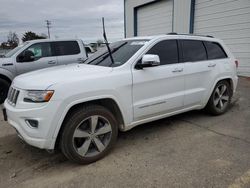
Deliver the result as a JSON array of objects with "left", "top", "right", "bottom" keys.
[
  {"left": 72, "top": 115, "right": 112, "bottom": 157},
  {"left": 213, "top": 84, "right": 230, "bottom": 110}
]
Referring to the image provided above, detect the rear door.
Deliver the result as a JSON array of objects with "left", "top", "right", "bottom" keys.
[
  {"left": 54, "top": 41, "right": 84, "bottom": 65},
  {"left": 15, "top": 42, "right": 57, "bottom": 75},
  {"left": 132, "top": 40, "right": 185, "bottom": 121},
  {"left": 180, "top": 39, "right": 221, "bottom": 107}
]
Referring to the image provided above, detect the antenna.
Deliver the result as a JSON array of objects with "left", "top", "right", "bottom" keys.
[
  {"left": 45, "top": 20, "right": 52, "bottom": 39},
  {"left": 102, "top": 17, "right": 114, "bottom": 66}
]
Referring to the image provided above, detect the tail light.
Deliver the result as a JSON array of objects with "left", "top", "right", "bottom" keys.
[{"left": 235, "top": 60, "right": 239, "bottom": 68}]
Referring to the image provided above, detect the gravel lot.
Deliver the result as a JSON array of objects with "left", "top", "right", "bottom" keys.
[{"left": 0, "top": 77, "right": 250, "bottom": 188}]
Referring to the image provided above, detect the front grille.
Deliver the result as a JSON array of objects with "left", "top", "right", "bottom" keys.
[{"left": 7, "top": 87, "right": 20, "bottom": 106}]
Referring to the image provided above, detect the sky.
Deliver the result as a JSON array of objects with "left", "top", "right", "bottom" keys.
[{"left": 0, "top": 0, "right": 124, "bottom": 44}]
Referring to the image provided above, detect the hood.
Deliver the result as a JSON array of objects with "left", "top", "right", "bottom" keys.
[
  {"left": 0, "top": 57, "right": 13, "bottom": 66},
  {"left": 12, "top": 64, "right": 113, "bottom": 90}
]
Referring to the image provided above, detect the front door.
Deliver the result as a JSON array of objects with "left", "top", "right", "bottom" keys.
[
  {"left": 132, "top": 40, "right": 185, "bottom": 121},
  {"left": 15, "top": 42, "right": 57, "bottom": 75}
]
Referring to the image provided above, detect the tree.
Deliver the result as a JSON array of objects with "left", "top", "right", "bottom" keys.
[
  {"left": 7, "top": 31, "right": 19, "bottom": 48},
  {"left": 22, "top": 31, "right": 47, "bottom": 42}
]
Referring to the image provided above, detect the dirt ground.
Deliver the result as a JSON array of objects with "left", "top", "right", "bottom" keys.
[{"left": 0, "top": 77, "right": 250, "bottom": 188}]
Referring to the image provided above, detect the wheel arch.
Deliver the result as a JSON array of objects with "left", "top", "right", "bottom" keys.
[
  {"left": 205, "top": 76, "right": 234, "bottom": 106},
  {"left": 214, "top": 77, "right": 234, "bottom": 96},
  {"left": 54, "top": 97, "right": 125, "bottom": 149},
  {"left": 0, "top": 73, "right": 12, "bottom": 84}
]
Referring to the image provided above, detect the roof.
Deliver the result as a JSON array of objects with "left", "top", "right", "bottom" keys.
[
  {"left": 123, "top": 34, "right": 220, "bottom": 43},
  {"left": 25, "top": 38, "right": 83, "bottom": 43}
]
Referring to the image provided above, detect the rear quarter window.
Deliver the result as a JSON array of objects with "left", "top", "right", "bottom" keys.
[
  {"left": 204, "top": 41, "right": 228, "bottom": 60},
  {"left": 54, "top": 41, "right": 80, "bottom": 56}
]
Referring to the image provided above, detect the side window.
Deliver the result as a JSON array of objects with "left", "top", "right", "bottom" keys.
[
  {"left": 146, "top": 40, "right": 179, "bottom": 65},
  {"left": 17, "top": 42, "right": 52, "bottom": 62},
  {"left": 181, "top": 40, "right": 207, "bottom": 62},
  {"left": 204, "top": 41, "right": 227, "bottom": 60},
  {"left": 54, "top": 41, "right": 80, "bottom": 56}
]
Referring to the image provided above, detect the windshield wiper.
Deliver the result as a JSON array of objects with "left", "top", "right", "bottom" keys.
[
  {"left": 85, "top": 42, "right": 127, "bottom": 66},
  {"left": 84, "top": 51, "right": 109, "bottom": 64},
  {"left": 108, "top": 42, "right": 127, "bottom": 67}
]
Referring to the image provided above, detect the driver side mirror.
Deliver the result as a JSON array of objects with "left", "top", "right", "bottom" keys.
[
  {"left": 17, "top": 50, "right": 35, "bottom": 62},
  {"left": 136, "top": 54, "right": 160, "bottom": 69}
]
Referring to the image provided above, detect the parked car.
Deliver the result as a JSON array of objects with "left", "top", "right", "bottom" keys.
[
  {"left": 3, "top": 34, "right": 238, "bottom": 164},
  {"left": 0, "top": 39, "right": 87, "bottom": 103}
]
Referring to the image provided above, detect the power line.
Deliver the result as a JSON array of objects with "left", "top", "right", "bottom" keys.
[{"left": 45, "top": 20, "right": 52, "bottom": 39}]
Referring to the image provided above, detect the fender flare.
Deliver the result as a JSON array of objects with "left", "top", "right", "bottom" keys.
[
  {"left": 0, "top": 68, "right": 15, "bottom": 82},
  {"left": 50, "top": 95, "right": 127, "bottom": 149},
  {"left": 203, "top": 76, "right": 234, "bottom": 106}
]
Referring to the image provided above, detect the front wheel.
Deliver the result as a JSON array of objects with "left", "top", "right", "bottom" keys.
[
  {"left": 0, "top": 78, "right": 10, "bottom": 104},
  {"left": 60, "top": 105, "right": 118, "bottom": 164},
  {"left": 206, "top": 80, "right": 232, "bottom": 115}
]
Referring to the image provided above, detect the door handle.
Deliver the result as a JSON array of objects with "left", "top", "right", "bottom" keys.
[
  {"left": 48, "top": 60, "right": 56, "bottom": 64},
  {"left": 208, "top": 63, "right": 216, "bottom": 67},
  {"left": 172, "top": 68, "right": 183, "bottom": 73},
  {"left": 2, "top": 63, "right": 13, "bottom": 66}
]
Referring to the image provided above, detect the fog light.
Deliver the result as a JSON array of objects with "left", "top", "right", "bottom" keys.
[{"left": 25, "top": 119, "right": 39, "bottom": 128}]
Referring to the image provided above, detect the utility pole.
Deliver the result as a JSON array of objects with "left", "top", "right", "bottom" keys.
[{"left": 45, "top": 20, "right": 52, "bottom": 39}]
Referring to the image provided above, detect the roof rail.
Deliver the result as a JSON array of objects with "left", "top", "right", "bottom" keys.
[
  {"left": 166, "top": 32, "right": 214, "bottom": 38},
  {"left": 205, "top": 35, "right": 214, "bottom": 38},
  {"left": 167, "top": 32, "right": 178, "bottom": 35}
]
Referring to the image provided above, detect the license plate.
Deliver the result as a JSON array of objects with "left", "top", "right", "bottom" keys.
[{"left": 2, "top": 108, "right": 7, "bottom": 121}]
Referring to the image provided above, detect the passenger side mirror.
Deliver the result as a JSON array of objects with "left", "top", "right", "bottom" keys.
[
  {"left": 136, "top": 54, "right": 160, "bottom": 69},
  {"left": 17, "top": 50, "right": 35, "bottom": 62}
]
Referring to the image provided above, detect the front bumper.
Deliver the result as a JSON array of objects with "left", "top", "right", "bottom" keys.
[{"left": 4, "top": 100, "right": 61, "bottom": 149}]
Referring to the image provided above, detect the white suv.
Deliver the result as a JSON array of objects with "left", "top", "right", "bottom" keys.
[{"left": 3, "top": 34, "right": 238, "bottom": 164}]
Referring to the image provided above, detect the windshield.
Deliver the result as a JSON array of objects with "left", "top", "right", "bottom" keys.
[
  {"left": 83, "top": 40, "right": 148, "bottom": 67},
  {"left": 4, "top": 42, "right": 29, "bottom": 58}
]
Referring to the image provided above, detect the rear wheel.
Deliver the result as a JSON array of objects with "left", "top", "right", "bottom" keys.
[
  {"left": 0, "top": 78, "right": 10, "bottom": 104},
  {"left": 206, "top": 80, "right": 232, "bottom": 115},
  {"left": 60, "top": 105, "right": 118, "bottom": 164}
]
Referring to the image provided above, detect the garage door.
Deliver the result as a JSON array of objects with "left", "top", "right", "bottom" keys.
[
  {"left": 137, "top": 0, "right": 173, "bottom": 36},
  {"left": 194, "top": 0, "right": 250, "bottom": 76}
]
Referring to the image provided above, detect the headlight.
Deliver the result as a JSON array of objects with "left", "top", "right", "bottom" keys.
[{"left": 24, "top": 90, "right": 54, "bottom": 103}]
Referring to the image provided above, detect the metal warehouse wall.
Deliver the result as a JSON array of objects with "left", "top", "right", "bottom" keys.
[
  {"left": 125, "top": 0, "right": 250, "bottom": 76},
  {"left": 124, "top": 0, "right": 192, "bottom": 37},
  {"left": 193, "top": 0, "right": 250, "bottom": 77}
]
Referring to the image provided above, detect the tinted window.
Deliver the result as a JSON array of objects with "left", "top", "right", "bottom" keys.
[
  {"left": 17, "top": 42, "right": 52, "bottom": 62},
  {"left": 27, "top": 43, "right": 52, "bottom": 58},
  {"left": 84, "top": 40, "right": 147, "bottom": 67},
  {"left": 204, "top": 41, "right": 227, "bottom": 60},
  {"left": 146, "top": 40, "right": 178, "bottom": 65},
  {"left": 54, "top": 41, "right": 80, "bottom": 56},
  {"left": 181, "top": 40, "right": 207, "bottom": 62}
]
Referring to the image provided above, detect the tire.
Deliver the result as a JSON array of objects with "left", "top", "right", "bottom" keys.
[
  {"left": 206, "top": 80, "right": 232, "bottom": 115},
  {"left": 0, "top": 78, "right": 10, "bottom": 104},
  {"left": 60, "top": 105, "right": 118, "bottom": 164}
]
